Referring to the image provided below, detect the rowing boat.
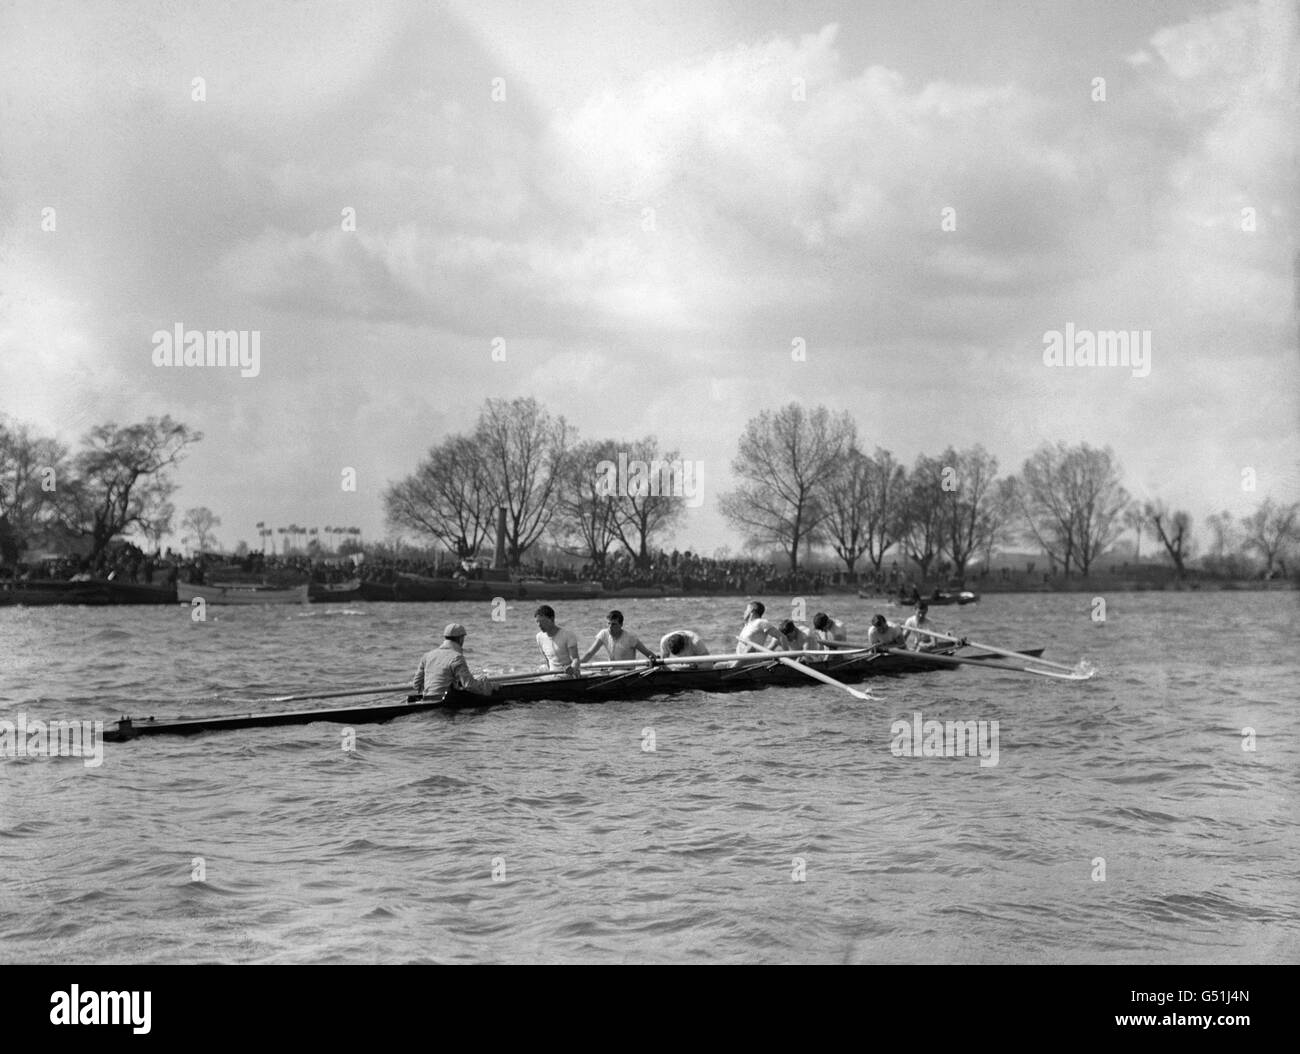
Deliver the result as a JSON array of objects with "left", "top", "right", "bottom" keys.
[
  {"left": 392, "top": 571, "right": 513, "bottom": 602},
  {"left": 102, "top": 646, "right": 1043, "bottom": 740},
  {"left": 390, "top": 571, "right": 606, "bottom": 602},
  {"left": 307, "top": 578, "right": 362, "bottom": 603},
  {"left": 0, "top": 579, "right": 177, "bottom": 606},
  {"left": 176, "top": 581, "right": 310, "bottom": 605}
]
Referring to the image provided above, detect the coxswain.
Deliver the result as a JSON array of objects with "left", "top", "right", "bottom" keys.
[
  {"left": 535, "top": 604, "right": 582, "bottom": 676},
  {"left": 812, "top": 612, "right": 848, "bottom": 644},
  {"left": 867, "top": 613, "right": 908, "bottom": 649},
  {"left": 737, "top": 600, "right": 790, "bottom": 653},
  {"left": 412, "top": 623, "right": 495, "bottom": 699},
  {"left": 580, "top": 610, "right": 658, "bottom": 663}
]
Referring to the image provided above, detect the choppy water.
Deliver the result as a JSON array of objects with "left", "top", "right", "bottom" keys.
[{"left": 1, "top": 591, "right": 1297, "bottom": 963}]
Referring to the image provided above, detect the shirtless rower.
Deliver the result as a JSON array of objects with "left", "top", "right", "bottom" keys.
[
  {"left": 737, "top": 600, "right": 790, "bottom": 653},
  {"left": 535, "top": 604, "right": 581, "bottom": 676},
  {"left": 580, "top": 610, "right": 658, "bottom": 663}
]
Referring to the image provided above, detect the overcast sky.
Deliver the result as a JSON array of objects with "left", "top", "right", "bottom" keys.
[{"left": 1, "top": 0, "right": 1295, "bottom": 558}]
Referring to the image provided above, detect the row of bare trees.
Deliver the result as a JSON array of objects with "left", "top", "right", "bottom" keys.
[
  {"left": 0, "top": 415, "right": 201, "bottom": 567},
  {"left": 718, "top": 403, "right": 1298, "bottom": 581},
  {"left": 384, "top": 398, "right": 687, "bottom": 570},
  {"left": 1131, "top": 498, "right": 1299, "bottom": 579},
  {"left": 717, "top": 404, "right": 1029, "bottom": 578}
]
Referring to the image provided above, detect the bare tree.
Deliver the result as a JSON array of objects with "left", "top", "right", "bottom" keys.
[
  {"left": 551, "top": 438, "right": 621, "bottom": 569},
  {"left": 54, "top": 417, "right": 201, "bottom": 564},
  {"left": 1241, "top": 497, "right": 1300, "bottom": 577},
  {"left": 936, "top": 444, "right": 1001, "bottom": 583},
  {"left": 606, "top": 436, "right": 687, "bottom": 569},
  {"left": 1122, "top": 503, "right": 1147, "bottom": 561},
  {"left": 822, "top": 444, "right": 872, "bottom": 577},
  {"left": 181, "top": 507, "right": 222, "bottom": 554},
  {"left": 900, "top": 455, "right": 946, "bottom": 579},
  {"left": 1145, "top": 501, "right": 1193, "bottom": 580},
  {"left": 476, "top": 397, "right": 572, "bottom": 567},
  {"left": 1069, "top": 447, "right": 1129, "bottom": 576},
  {"left": 0, "top": 418, "right": 67, "bottom": 558},
  {"left": 718, "top": 403, "right": 854, "bottom": 573},
  {"left": 862, "top": 448, "right": 907, "bottom": 574},
  {"left": 1018, "top": 443, "right": 1127, "bottom": 577},
  {"left": 384, "top": 434, "right": 496, "bottom": 559},
  {"left": 979, "top": 477, "right": 1021, "bottom": 572}
]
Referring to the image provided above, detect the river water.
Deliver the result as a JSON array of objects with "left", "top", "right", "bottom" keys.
[{"left": 1, "top": 591, "right": 1296, "bottom": 963}]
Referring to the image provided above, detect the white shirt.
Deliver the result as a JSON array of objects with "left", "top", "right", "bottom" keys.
[
  {"left": 815, "top": 618, "right": 848, "bottom": 643},
  {"left": 738, "top": 618, "right": 787, "bottom": 653},
  {"left": 868, "top": 623, "right": 908, "bottom": 648},
  {"left": 659, "top": 630, "right": 709, "bottom": 657},
  {"left": 785, "top": 625, "right": 818, "bottom": 650},
  {"left": 586, "top": 627, "right": 646, "bottom": 661},
  {"left": 537, "top": 627, "right": 581, "bottom": 669},
  {"left": 903, "top": 615, "right": 941, "bottom": 650}
]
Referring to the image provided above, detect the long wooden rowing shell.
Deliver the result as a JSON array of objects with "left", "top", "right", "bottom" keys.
[{"left": 102, "top": 646, "right": 1044, "bottom": 741}]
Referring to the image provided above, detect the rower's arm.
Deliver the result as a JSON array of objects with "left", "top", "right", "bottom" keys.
[
  {"left": 412, "top": 658, "right": 426, "bottom": 696},
  {"left": 634, "top": 638, "right": 656, "bottom": 659},
  {"left": 454, "top": 654, "right": 494, "bottom": 695},
  {"left": 578, "top": 635, "right": 604, "bottom": 663}
]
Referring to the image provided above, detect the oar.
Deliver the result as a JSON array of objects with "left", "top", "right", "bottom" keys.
[
  {"left": 905, "top": 627, "right": 1092, "bottom": 677},
  {"left": 583, "top": 651, "right": 801, "bottom": 670},
  {"left": 817, "top": 639, "right": 889, "bottom": 657},
  {"left": 261, "top": 682, "right": 411, "bottom": 703},
  {"left": 735, "top": 638, "right": 875, "bottom": 700},
  {"left": 877, "top": 647, "right": 1078, "bottom": 678}
]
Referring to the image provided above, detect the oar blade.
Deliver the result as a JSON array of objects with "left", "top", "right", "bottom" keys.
[{"left": 1029, "top": 661, "right": 1097, "bottom": 681}]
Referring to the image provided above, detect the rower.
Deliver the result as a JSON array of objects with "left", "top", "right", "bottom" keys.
[
  {"left": 412, "top": 623, "right": 495, "bottom": 699},
  {"left": 535, "top": 604, "right": 581, "bottom": 676},
  {"left": 659, "top": 630, "right": 711, "bottom": 659},
  {"left": 903, "top": 600, "right": 939, "bottom": 651},
  {"left": 580, "top": 609, "right": 658, "bottom": 663},
  {"left": 812, "top": 612, "right": 848, "bottom": 644},
  {"left": 903, "top": 601, "right": 967, "bottom": 651},
  {"left": 867, "top": 613, "right": 908, "bottom": 649},
  {"left": 779, "top": 619, "right": 818, "bottom": 651},
  {"left": 738, "top": 600, "right": 789, "bottom": 653}
]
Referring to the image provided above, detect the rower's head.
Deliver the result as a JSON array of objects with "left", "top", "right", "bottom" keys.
[
  {"left": 665, "top": 633, "right": 685, "bottom": 655},
  {"left": 443, "top": 622, "right": 467, "bottom": 645},
  {"left": 812, "top": 613, "right": 830, "bottom": 630},
  {"left": 779, "top": 619, "right": 797, "bottom": 637},
  {"left": 605, "top": 610, "right": 624, "bottom": 634},
  {"left": 915, "top": 601, "right": 929, "bottom": 618},
  {"left": 745, "top": 600, "right": 765, "bottom": 620},
  {"left": 533, "top": 605, "right": 557, "bottom": 631},
  {"left": 871, "top": 614, "right": 888, "bottom": 630}
]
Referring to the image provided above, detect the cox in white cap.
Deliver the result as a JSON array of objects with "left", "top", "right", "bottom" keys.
[{"left": 444, "top": 623, "right": 467, "bottom": 639}]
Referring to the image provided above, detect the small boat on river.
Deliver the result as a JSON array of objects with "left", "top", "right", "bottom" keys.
[{"left": 176, "top": 581, "right": 310, "bottom": 605}]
